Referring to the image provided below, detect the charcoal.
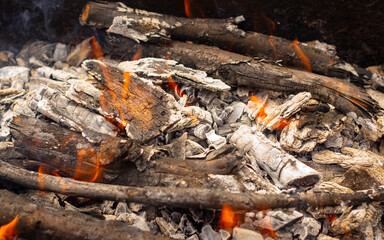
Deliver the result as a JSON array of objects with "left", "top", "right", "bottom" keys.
[
  {"left": 179, "top": 214, "right": 197, "bottom": 236},
  {"left": 0, "top": 66, "right": 29, "bottom": 90},
  {"left": 53, "top": 43, "right": 68, "bottom": 62}
]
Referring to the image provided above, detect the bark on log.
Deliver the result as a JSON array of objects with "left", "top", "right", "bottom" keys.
[
  {"left": 1, "top": 159, "right": 384, "bottom": 211},
  {"left": 82, "top": 59, "right": 181, "bottom": 142},
  {"left": 80, "top": 1, "right": 384, "bottom": 88},
  {"left": 97, "top": 32, "right": 380, "bottom": 118},
  {"left": 0, "top": 189, "right": 167, "bottom": 240},
  {"left": 9, "top": 115, "right": 141, "bottom": 180}
]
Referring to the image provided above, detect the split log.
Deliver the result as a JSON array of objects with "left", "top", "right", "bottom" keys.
[
  {"left": 0, "top": 189, "right": 166, "bottom": 240},
  {"left": 9, "top": 115, "right": 142, "bottom": 180},
  {"left": 230, "top": 125, "right": 321, "bottom": 188},
  {"left": 97, "top": 32, "right": 380, "bottom": 119},
  {"left": 1, "top": 159, "right": 384, "bottom": 210},
  {"left": 30, "top": 86, "right": 118, "bottom": 143},
  {"left": 82, "top": 59, "right": 181, "bottom": 142},
  {"left": 81, "top": 1, "right": 384, "bottom": 88}
]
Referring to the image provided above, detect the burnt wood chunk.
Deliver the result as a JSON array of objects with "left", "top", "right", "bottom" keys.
[
  {"left": 9, "top": 115, "right": 140, "bottom": 179},
  {"left": 82, "top": 59, "right": 181, "bottom": 142}
]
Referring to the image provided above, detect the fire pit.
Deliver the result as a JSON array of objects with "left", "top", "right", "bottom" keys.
[{"left": 1, "top": 0, "right": 384, "bottom": 239}]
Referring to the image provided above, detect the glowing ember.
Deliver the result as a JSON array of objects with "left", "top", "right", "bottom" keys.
[
  {"left": 290, "top": 38, "right": 312, "bottom": 72},
  {"left": 81, "top": 4, "right": 90, "bottom": 22},
  {"left": 0, "top": 216, "right": 19, "bottom": 240},
  {"left": 131, "top": 46, "right": 142, "bottom": 61},
  {"left": 219, "top": 204, "right": 238, "bottom": 230},
  {"left": 248, "top": 94, "right": 291, "bottom": 129},
  {"left": 184, "top": 0, "right": 204, "bottom": 18}
]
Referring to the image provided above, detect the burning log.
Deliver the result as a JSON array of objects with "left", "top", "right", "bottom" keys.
[
  {"left": 9, "top": 115, "right": 142, "bottom": 180},
  {"left": 81, "top": 1, "right": 384, "bottom": 88},
  {"left": 1, "top": 159, "right": 384, "bottom": 210},
  {"left": 230, "top": 125, "right": 321, "bottom": 188},
  {"left": 82, "top": 59, "right": 181, "bottom": 142},
  {"left": 96, "top": 32, "right": 380, "bottom": 119},
  {"left": 0, "top": 189, "right": 166, "bottom": 240}
]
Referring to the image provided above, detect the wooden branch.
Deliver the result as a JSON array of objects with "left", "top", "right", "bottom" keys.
[
  {"left": 97, "top": 32, "right": 380, "bottom": 118},
  {"left": 80, "top": 1, "right": 384, "bottom": 88},
  {"left": 0, "top": 189, "right": 166, "bottom": 240},
  {"left": 9, "top": 115, "right": 142, "bottom": 179},
  {"left": 1, "top": 159, "right": 384, "bottom": 211}
]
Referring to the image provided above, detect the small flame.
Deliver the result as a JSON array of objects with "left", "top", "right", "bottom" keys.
[
  {"left": 219, "top": 204, "right": 238, "bottom": 230},
  {"left": 290, "top": 38, "right": 312, "bottom": 72},
  {"left": 248, "top": 94, "right": 291, "bottom": 129},
  {"left": 184, "top": 0, "right": 205, "bottom": 18},
  {"left": 131, "top": 46, "right": 142, "bottom": 61},
  {"left": 73, "top": 148, "right": 103, "bottom": 182},
  {"left": 81, "top": 4, "right": 90, "bottom": 22},
  {"left": 0, "top": 216, "right": 19, "bottom": 240},
  {"left": 91, "top": 37, "right": 127, "bottom": 126}
]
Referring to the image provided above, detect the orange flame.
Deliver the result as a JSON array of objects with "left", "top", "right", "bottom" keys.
[
  {"left": 184, "top": 0, "right": 205, "bottom": 18},
  {"left": 219, "top": 204, "right": 238, "bottom": 230},
  {"left": 38, "top": 165, "right": 70, "bottom": 192},
  {"left": 290, "top": 38, "right": 312, "bottom": 72},
  {"left": 131, "top": 46, "right": 142, "bottom": 61},
  {"left": 91, "top": 36, "right": 127, "bottom": 126},
  {"left": 248, "top": 94, "right": 291, "bottom": 129},
  {"left": 81, "top": 4, "right": 90, "bottom": 22},
  {"left": 73, "top": 148, "right": 103, "bottom": 182},
  {"left": 0, "top": 216, "right": 19, "bottom": 240}
]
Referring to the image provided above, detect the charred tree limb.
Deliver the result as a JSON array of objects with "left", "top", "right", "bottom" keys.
[
  {"left": 1, "top": 160, "right": 384, "bottom": 211},
  {"left": 0, "top": 189, "right": 166, "bottom": 240},
  {"left": 9, "top": 115, "right": 142, "bottom": 180},
  {"left": 99, "top": 33, "right": 380, "bottom": 118},
  {"left": 81, "top": 1, "right": 384, "bottom": 87}
]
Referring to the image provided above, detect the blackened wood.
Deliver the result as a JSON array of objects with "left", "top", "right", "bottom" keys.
[
  {"left": 0, "top": 189, "right": 166, "bottom": 240},
  {"left": 1, "top": 159, "right": 384, "bottom": 210},
  {"left": 9, "top": 115, "right": 141, "bottom": 179},
  {"left": 82, "top": 59, "right": 181, "bottom": 143},
  {"left": 99, "top": 33, "right": 380, "bottom": 118},
  {"left": 81, "top": 1, "right": 384, "bottom": 87}
]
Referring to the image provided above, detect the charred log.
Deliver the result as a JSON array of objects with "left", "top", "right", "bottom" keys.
[
  {"left": 9, "top": 115, "right": 141, "bottom": 180},
  {"left": 0, "top": 189, "right": 166, "bottom": 240},
  {"left": 98, "top": 33, "right": 380, "bottom": 118},
  {"left": 81, "top": 1, "right": 384, "bottom": 88}
]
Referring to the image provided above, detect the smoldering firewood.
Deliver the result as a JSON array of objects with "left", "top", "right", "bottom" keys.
[
  {"left": 29, "top": 86, "right": 118, "bottom": 142},
  {"left": 118, "top": 58, "right": 230, "bottom": 92},
  {"left": 280, "top": 109, "right": 346, "bottom": 152},
  {"left": 246, "top": 91, "right": 311, "bottom": 131},
  {"left": 312, "top": 147, "right": 384, "bottom": 169},
  {"left": 81, "top": 1, "right": 384, "bottom": 88},
  {"left": 82, "top": 59, "right": 181, "bottom": 142},
  {"left": 0, "top": 189, "right": 166, "bottom": 240},
  {"left": 2, "top": 159, "right": 384, "bottom": 211},
  {"left": 329, "top": 202, "right": 383, "bottom": 239},
  {"left": 9, "top": 115, "right": 142, "bottom": 179},
  {"left": 0, "top": 66, "right": 29, "bottom": 91},
  {"left": 97, "top": 32, "right": 380, "bottom": 119},
  {"left": 230, "top": 125, "right": 321, "bottom": 188}
]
